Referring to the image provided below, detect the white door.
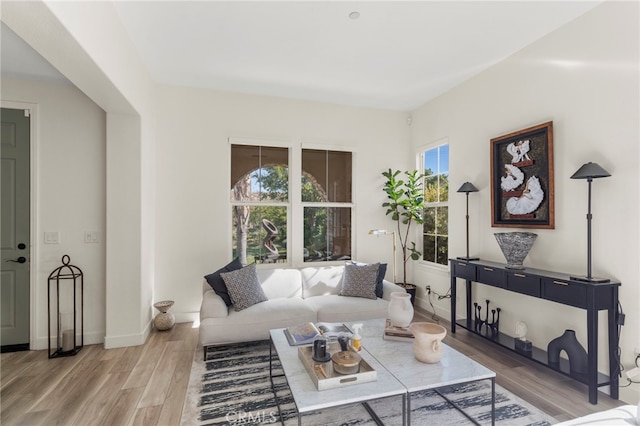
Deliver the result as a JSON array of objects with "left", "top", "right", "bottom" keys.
[{"left": 1, "top": 107, "right": 31, "bottom": 351}]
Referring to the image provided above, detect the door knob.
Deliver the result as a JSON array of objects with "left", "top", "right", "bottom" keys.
[{"left": 6, "top": 257, "right": 27, "bottom": 264}]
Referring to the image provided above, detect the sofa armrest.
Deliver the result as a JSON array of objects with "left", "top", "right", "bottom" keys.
[
  {"left": 382, "top": 280, "right": 407, "bottom": 301},
  {"left": 200, "top": 289, "right": 229, "bottom": 320}
]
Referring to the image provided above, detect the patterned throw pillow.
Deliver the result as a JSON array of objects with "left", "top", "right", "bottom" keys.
[
  {"left": 204, "top": 257, "right": 243, "bottom": 306},
  {"left": 340, "top": 262, "right": 379, "bottom": 300},
  {"left": 220, "top": 263, "right": 269, "bottom": 311},
  {"left": 349, "top": 261, "right": 387, "bottom": 298}
]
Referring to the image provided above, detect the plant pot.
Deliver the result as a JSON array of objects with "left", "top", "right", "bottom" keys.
[{"left": 398, "top": 283, "right": 417, "bottom": 306}]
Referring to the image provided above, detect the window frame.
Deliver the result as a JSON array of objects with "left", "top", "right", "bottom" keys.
[
  {"left": 417, "top": 139, "right": 450, "bottom": 268},
  {"left": 229, "top": 138, "right": 356, "bottom": 268}
]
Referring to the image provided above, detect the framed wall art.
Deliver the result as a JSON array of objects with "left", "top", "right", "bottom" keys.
[{"left": 490, "top": 121, "right": 554, "bottom": 229}]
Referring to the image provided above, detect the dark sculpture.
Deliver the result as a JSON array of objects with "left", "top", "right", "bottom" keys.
[
  {"left": 547, "top": 329, "right": 588, "bottom": 377},
  {"left": 474, "top": 299, "right": 500, "bottom": 335}
]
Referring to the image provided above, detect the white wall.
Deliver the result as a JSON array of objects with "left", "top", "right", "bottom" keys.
[
  {"left": 1, "top": 78, "right": 106, "bottom": 348},
  {"left": 410, "top": 1, "right": 639, "bottom": 403},
  {"left": 152, "top": 85, "right": 411, "bottom": 320}
]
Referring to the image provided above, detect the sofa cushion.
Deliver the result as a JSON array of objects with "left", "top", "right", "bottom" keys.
[
  {"left": 221, "top": 263, "right": 268, "bottom": 311},
  {"left": 199, "top": 298, "right": 317, "bottom": 345},
  {"left": 305, "top": 294, "right": 389, "bottom": 322},
  {"left": 256, "top": 268, "right": 303, "bottom": 299},
  {"left": 340, "top": 262, "right": 379, "bottom": 299},
  {"left": 204, "top": 257, "right": 243, "bottom": 306},
  {"left": 301, "top": 265, "right": 345, "bottom": 298}
]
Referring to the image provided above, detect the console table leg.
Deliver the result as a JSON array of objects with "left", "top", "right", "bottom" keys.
[
  {"left": 609, "top": 286, "right": 620, "bottom": 399},
  {"left": 587, "top": 289, "right": 598, "bottom": 404},
  {"left": 451, "top": 272, "right": 457, "bottom": 333}
]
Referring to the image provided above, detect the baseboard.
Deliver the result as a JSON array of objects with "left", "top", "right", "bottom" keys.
[
  {"left": 175, "top": 311, "right": 199, "bottom": 325},
  {"left": 31, "top": 330, "right": 106, "bottom": 351},
  {"left": 104, "top": 321, "right": 151, "bottom": 349}
]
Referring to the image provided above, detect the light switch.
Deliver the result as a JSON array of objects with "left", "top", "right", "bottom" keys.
[
  {"left": 44, "top": 232, "right": 59, "bottom": 244},
  {"left": 84, "top": 231, "right": 99, "bottom": 243}
]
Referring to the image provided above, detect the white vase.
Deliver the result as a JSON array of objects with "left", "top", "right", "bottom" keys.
[{"left": 388, "top": 292, "right": 414, "bottom": 328}]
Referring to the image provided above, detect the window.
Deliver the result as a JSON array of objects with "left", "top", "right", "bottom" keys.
[
  {"left": 422, "top": 144, "right": 449, "bottom": 265},
  {"left": 231, "top": 144, "right": 289, "bottom": 264},
  {"left": 301, "top": 149, "right": 352, "bottom": 262},
  {"left": 230, "top": 142, "right": 353, "bottom": 265}
]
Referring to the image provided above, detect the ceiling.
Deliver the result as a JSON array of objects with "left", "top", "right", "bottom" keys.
[{"left": 2, "top": 1, "right": 602, "bottom": 111}]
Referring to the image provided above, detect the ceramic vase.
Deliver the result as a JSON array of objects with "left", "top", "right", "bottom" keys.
[
  {"left": 494, "top": 232, "right": 537, "bottom": 269},
  {"left": 547, "top": 329, "right": 588, "bottom": 376},
  {"left": 153, "top": 300, "right": 175, "bottom": 331},
  {"left": 409, "top": 322, "right": 447, "bottom": 363},
  {"left": 388, "top": 292, "right": 414, "bottom": 328}
]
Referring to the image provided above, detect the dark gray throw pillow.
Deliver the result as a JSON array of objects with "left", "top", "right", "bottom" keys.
[
  {"left": 204, "top": 257, "right": 243, "bottom": 306},
  {"left": 220, "top": 263, "right": 268, "bottom": 311}
]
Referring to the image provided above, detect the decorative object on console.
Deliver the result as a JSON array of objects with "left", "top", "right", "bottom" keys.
[
  {"left": 153, "top": 300, "right": 175, "bottom": 331},
  {"left": 514, "top": 320, "right": 532, "bottom": 356},
  {"left": 473, "top": 299, "right": 500, "bottom": 335},
  {"left": 569, "top": 162, "right": 611, "bottom": 283},
  {"left": 408, "top": 322, "right": 447, "bottom": 363},
  {"left": 379, "top": 169, "right": 426, "bottom": 303},
  {"left": 490, "top": 121, "right": 554, "bottom": 229},
  {"left": 387, "top": 292, "right": 414, "bottom": 328},
  {"left": 547, "top": 329, "right": 588, "bottom": 377},
  {"left": 494, "top": 232, "right": 537, "bottom": 269},
  {"left": 456, "top": 181, "right": 480, "bottom": 261}
]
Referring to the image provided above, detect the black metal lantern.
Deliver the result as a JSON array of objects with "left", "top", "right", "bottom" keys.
[{"left": 48, "top": 255, "right": 83, "bottom": 358}]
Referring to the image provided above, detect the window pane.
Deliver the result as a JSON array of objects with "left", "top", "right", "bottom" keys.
[
  {"left": 304, "top": 207, "right": 351, "bottom": 261},
  {"left": 423, "top": 235, "right": 436, "bottom": 263},
  {"left": 424, "top": 175, "right": 439, "bottom": 203},
  {"left": 231, "top": 145, "right": 288, "bottom": 202},
  {"left": 436, "top": 236, "right": 448, "bottom": 265},
  {"left": 439, "top": 173, "right": 449, "bottom": 202},
  {"left": 232, "top": 206, "right": 287, "bottom": 264},
  {"left": 424, "top": 149, "right": 438, "bottom": 176},
  {"left": 328, "top": 151, "right": 352, "bottom": 202},
  {"left": 302, "top": 149, "right": 351, "bottom": 202},
  {"left": 436, "top": 206, "right": 448, "bottom": 233},
  {"left": 439, "top": 145, "right": 449, "bottom": 175},
  {"left": 423, "top": 207, "right": 436, "bottom": 233}
]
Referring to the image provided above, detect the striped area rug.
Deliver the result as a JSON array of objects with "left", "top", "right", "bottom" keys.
[{"left": 181, "top": 340, "right": 556, "bottom": 425}]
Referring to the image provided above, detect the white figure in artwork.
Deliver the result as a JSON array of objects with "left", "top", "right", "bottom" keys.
[
  {"left": 506, "top": 176, "right": 544, "bottom": 215},
  {"left": 506, "top": 139, "right": 531, "bottom": 163},
  {"left": 500, "top": 164, "right": 524, "bottom": 192}
]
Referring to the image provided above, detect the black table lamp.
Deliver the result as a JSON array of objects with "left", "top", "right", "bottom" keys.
[
  {"left": 457, "top": 182, "right": 479, "bottom": 261},
  {"left": 570, "top": 162, "right": 611, "bottom": 283}
]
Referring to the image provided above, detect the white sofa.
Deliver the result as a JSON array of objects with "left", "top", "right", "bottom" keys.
[
  {"left": 199, "top": 264, "right": 405, "bottom": 351},
  {"left": 556, "top": 404, "right": 638, "bottom": 425}
]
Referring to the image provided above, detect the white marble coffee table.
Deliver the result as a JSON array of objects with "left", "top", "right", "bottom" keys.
[
  {"left": 269, "top": 326, "right": 407, "bottom": 425},
  {"left": 270, "top": 318, "right": 496, "bottom": 426},
  {"left": 356, "top": 318, "right": 496, "bottom": 425}
]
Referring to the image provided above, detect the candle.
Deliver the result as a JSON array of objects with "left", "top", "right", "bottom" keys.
[{"left": 62, "top": 329, "right": 74, "bottom": 352}]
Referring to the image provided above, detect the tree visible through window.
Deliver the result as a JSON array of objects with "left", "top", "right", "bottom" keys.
[
  {"left": 230, "top": 144, "right": 353, "bottom": 264},
  {"left": 422, "top": 144, "right": 449, "bottom": 265},
  {"left": 231, "top": 145, "right": 288, "bottom": 264}
]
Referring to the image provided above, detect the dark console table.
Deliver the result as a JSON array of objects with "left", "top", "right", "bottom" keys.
[{"left": 449, "top": 258, "right": 620, "bottom": 404}]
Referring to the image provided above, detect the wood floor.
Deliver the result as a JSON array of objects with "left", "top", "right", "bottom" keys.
[{"left": 1, "top": 317, "right": 624, "bottom": 425}]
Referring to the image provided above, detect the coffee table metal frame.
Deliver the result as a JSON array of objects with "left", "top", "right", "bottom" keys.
[{"left": 270, "top": 318, "right": 496, "bottom": 426}]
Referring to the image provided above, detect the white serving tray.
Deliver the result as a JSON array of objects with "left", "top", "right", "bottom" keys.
[{"left": 297, "top": 342, "right": 377, "bottom": 391}]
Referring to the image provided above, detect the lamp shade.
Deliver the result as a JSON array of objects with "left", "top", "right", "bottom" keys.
[
  {"left": 570, "top": 162, "right": 611, "bottom": 180},
  {"left": 457, "top": 182, "right": 479, "bottom": 193}
]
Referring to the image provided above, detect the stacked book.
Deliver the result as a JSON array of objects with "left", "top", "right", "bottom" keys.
[{"left": 382, "top": 318, "right": 414, "bottom": 342}]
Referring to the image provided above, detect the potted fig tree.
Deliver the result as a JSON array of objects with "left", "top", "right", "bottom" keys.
[{"left": 381, "top": 169, "right": 426, "bottom": 305}]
